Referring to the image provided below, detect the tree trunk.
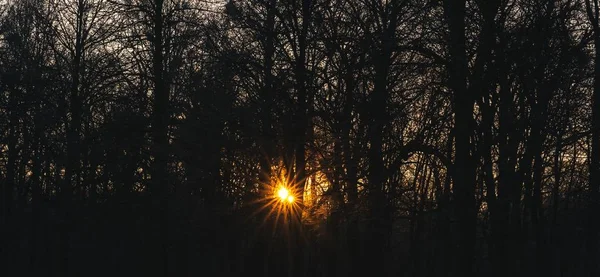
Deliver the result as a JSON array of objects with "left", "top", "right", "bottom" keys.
[
  {"left": 2, "top": 83, "right": 18, "bottom": 275},
  {"left": 443, "top": 1, "right": 477, "bottom": 275},
  {"left": 258, "top": 0, "right": 277, "bottom": 190},
  {"left": 150, "top": 1, "right": 169, "bottom": 275},
  {"left": 588, "top": 27, "right": 600, "bottom": 277}
]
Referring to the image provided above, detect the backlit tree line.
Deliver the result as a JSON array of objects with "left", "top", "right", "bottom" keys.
[{"left": 0, "top": 0, "right": 599, "bottom": 276}]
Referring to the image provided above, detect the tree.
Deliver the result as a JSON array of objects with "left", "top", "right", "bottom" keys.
[{"left": 585, "top": 0, "right": 600, "bottom": 275}]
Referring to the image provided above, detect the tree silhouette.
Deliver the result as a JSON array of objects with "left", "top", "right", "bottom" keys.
[{"left": 0, "top": 0, "right": 599, "bottom": 276}]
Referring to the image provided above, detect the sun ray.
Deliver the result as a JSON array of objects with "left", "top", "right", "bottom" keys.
[{"left": 240, "top": 157, "right": 310, "bottom": 242}]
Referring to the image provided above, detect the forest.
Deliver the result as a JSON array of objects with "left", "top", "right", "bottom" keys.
[{"left": 0, "top": 0, "right": 599, "bottom": 276}]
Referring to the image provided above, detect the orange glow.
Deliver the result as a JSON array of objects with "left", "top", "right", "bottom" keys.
[
  {"left": 276, "top": 186, "right": 295, "bottom": 203},
  {"left": 277, "top": 187, "right": 290, "bottom": 201},
  {"left": 247, "top": 164, "right": 305, "bottom": 231}
]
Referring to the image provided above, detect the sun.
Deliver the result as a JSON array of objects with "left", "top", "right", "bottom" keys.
[
  {"left": 277, "top": 187, "right": 289, "bottom": 199},
  {"left": 276, "top": 187, "right": 294, "bottom": 203}
]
